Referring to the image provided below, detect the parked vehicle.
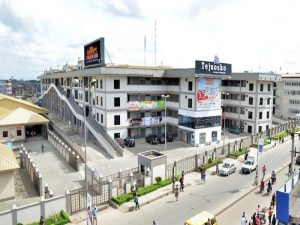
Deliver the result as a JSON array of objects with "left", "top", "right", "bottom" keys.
[
  {"left": 242, "top": 155, "right": 257, "bottom": 174},
  {"left": 184, "top": 211, "right": 217, "bottom": 225},
  {"left": 115, "top": 138, "right": 125, "bottom": 148},
  {"left": 219, "top": 162, "right": 236, "bottom": 176},
  {"left": 165, "top": 133, "right": 174, "bottom": 142},
  {"left": 157, "top": 135, "right": 165, "bottom": 144},
  {"left": 228, "top": 126, "right": 241, "bottom": 134},
  {"left": 124, "top": 137, "right": 135, "bottom": 147},
  {"left": 145, "top": 134, "right": 158, "bottom": 144},
  {"left": 296, "top": 155, "right": 300, "bottom": 165}
]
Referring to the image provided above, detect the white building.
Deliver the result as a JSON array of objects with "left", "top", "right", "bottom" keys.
[
  {"left": 0, "top": 80, "right": 12, "bottom": 95},
  {"left": 275, "top": 73, "right": 300, "bottom": 120}
]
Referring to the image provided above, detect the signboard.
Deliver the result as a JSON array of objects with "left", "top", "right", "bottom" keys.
[
  {"left": 258, "top": 138, "right": 264, "bottom": 153},
  {"left": 84, "top": 37, "right": 105, "bottom": 68},
  {"left": 195, "top": 60, "right": 232, "bottom": 75},
  {"left": 130, "top": 116, "right": 162, "bottom": 127},
  {"left": 196, "top": 79, "right": 221, "bottom": 110},
  {"left": 128, "top": 100, "right": 165, "bottom": 111}
]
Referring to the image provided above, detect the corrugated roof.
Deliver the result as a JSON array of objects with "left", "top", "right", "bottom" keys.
[
  {"left": 0, "top": 144, "right": 19, "bottom": 172},
  {"left": 0, "top": 107, "right": 48, "bottom": 126}
]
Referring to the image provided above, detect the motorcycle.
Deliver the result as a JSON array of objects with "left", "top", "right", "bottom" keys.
[{"left": 271, "top": 176, "right": 276, "bottom": 184}]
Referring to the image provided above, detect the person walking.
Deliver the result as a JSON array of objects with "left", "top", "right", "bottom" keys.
[
  {"left": 174, "top": 184, "right": 179, "bottom": 201},
  {"left": 262, "top": 165, "right": 266, "bottom": 178},
  {"left": 179, "top": 175, "right": 184, "bottom": 192},
  {"left": 216, "top": 164, "right": 219, "bottom": 175},
  {"left": 134, "top": 195, "right": 140, "bottom": 210},
  {"left": 255, "top": 215, "right": 261, "bottom": 225},
  {"left": 39, "top": 216, "right": 44, "bottom": 225},
  {"left": 241, "top": 212, "right": 247, "bottom": 225},
  {"left": 271, "top": 214, "right": 276, "bottom": 225},
  {"left": 92, "top": 206, "right": 97, "bottom": 225},
  {"left": 152, "top": 220, "right": 158, "bottom": 225},
  {"left": 271, "top": 193, "right": 276, "bottom": 207},
  {"left": 202, "top": 169, "right": 206, "bottom": 182},
  {"left": 41, "top": 143, "right": 44, "bottom": 154},
  {"left": 252, "top": 213, "right": 257, "bottom": 225},
  {"left": 172, "top": 174, "right": 176, "bottom": 191},
  {"left": 267, "top": 207, "right": 273, "bottom": 225},
  {"left": 87, "top": 206, "right": 92, "bottom": 224}
]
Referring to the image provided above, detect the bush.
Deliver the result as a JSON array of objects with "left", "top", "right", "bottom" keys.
[
  {"left": 26, "top": 210, "right": 70, "bottom": 225},
  {"left": 111, "top": 178, "right": 172, "bottom": 205},
  {"left": 230, "top": 147, "right": 249, "bottom": 158},
  {"left": 200, "top": 158, "right": 222, "bottom": 170},
  {"left": 155, "top": 176, "right": 162, "bottom": 184},
  {"left": 252, "top": 140, "right": 270, "bottom": 148},
  {"left": 207, "top": 158, "right": 212, "bottom": 164}
]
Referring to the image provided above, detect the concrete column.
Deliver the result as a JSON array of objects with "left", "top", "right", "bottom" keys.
[
  {"left": 76, "top": 155, "right": 80, "bottom": 172},
  {"left": 38, "top": 173, "right": 43, "bottom": 197},
  {"left": 108, "top": 177, "right": 113, "bottom": 201},
  {"left": 19, "top": 150, "right": 24, "bottom": 168},
  {"left": 12, "top": 203, "right": 17, "bottom": 225},
  {"left": 65, "top": 189, "right": 71, "bottom": 214},
  {"left": 40, "top": 196, "right": 45, "bottom": 219},
  {"left": 195, "top": 153, "right": 198, "bottom": 170},
  {"left": 227, "top": 142, "right": 231, "bottom": 156},
  {"left": 202, "top": 155, "right": 207, "bottom": 164}
]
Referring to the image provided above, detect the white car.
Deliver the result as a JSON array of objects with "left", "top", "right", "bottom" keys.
[{"left": 219, "top": 162, "right": 237, "bottom": 176}]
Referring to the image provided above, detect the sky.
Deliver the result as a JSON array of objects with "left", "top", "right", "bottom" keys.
[{"left": 0, "top": 0, "right": 300, "bottom": 80}]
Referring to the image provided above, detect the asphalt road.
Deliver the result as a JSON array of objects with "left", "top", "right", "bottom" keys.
[{"left": 98, "top": 138, "right": 297, "bottom": 225}]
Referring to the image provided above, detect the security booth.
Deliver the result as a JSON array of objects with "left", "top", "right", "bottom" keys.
[{"left": 138, "top": 150, "right": 167, "bottom": 183}]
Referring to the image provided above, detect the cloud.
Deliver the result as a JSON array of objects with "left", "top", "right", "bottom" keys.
[{"left": 104, "top": 0, "right": 143, "bottom": 18}]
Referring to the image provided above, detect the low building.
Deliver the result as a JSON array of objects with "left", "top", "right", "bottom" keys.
[
  {"left": 0, "top": 94, "right": 49, "bottom": 142},
  {"left": 0, "top": 144, "right": 19, "bottom": 201}
]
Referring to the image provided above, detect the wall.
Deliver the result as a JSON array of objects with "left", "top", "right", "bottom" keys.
[
  {"left": 0, "top": 125, "right": 25, "bottom": 142},
  {"left": 0, "top": 171, "right": 15, "bottom": 201}
]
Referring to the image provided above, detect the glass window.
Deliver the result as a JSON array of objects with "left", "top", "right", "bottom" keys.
[
  {"left": 249, "top": 97, "right": 253, "bottom": 105},
  {"left": 259, "top": 112, "right": 262, "bottom": 119},
  {"left": 114, "top": 80, "right": 120, "bottom": 89},
  {"left": 101, "top": 114, "right": 103, "bottom": 123},
  {"left": 260, "top": 84, "right": 264, "bottom": 91},
  {"left": 114, "top": 115, "right": 120, "bottom": 125},
  {"left": 2, "top": 131, "right": 8, "bottom": 137},
  {"left": 100, "top": 80, "right": 103, "bottom": 89},
  {"left": 188, "top": 81, "right": 193, "bottom": 91},
  {"left": 114, "top": 133, "right": 120, "bottom": 139},
  {"left": 178, "top": 115, "right": 221, "bottom": 129},
  {"left": 248, "top": 111, "right": 253, "bottom": 119},
  {"left": 268, "top": 84, "right": 271, "bottom": 91},
  {"left": 114, "top": 97, "right": 120, "bottom": 107},
  {"left": 100, "top": 97, "right": 103, "bottom": 106},
  {"left": 260, "top": 98, "right": 263, "bottom": 105},
  {"left": 188, "top": 99, "right": 192, "bottom": 108},
  {"left": 249, "top": 83, "right": 254, "bottom": 91},
  {"left": 267, "top": 111, "right": 270, "bottom": 118},
  {"left": 17, "top": 130, "right": 22, "bottom": 136}
]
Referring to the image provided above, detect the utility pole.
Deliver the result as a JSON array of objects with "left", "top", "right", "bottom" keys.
[{"left": 291, "top": 132, "right": 295, "bottom": 175}]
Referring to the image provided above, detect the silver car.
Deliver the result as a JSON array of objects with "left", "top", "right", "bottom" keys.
[{"left": 219, "top": 162, "right": 237, "bottom": 176}]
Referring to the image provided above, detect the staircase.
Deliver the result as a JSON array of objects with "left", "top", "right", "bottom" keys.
[{"left": 39, "top": 84, "right": 124, "bottom": 158}]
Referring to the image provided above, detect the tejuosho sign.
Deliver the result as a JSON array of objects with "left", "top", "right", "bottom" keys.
[
  {"left": 84, "top": 37, "right": 105, "bottom": 68},
  {"left": 195, "top": 60, "right": 232, "bottom": 75}
]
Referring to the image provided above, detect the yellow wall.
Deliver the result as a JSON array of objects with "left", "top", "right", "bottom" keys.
[
  {"left": 0, "top": 170, "right": 15, "bottom": 201},
  {"left": 0, "top": 125, "right": 25, "bottom": 143}
]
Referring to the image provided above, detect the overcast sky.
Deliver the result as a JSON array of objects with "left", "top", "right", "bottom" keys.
[{"left": 0, "top": 0, "right": 299, "bottom": 79}]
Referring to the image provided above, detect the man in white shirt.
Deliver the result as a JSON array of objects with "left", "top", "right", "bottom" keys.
[{"left": 241, "top": 212, "right": 247, "bottom": 225}]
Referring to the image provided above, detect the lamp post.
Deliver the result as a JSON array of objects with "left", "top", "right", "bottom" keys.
[
  {"left": 222, "top": 92, "right": 229, "bottom": 149},
  {"left": 162, "top": 94, "right": 169, "bottom": 155},
  {"left": 73, "top": 78, "right": 96, "bottom": 224}
]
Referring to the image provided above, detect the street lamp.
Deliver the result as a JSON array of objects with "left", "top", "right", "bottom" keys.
[
  {"left": 162, "top": 94, "right": 169, "bottom": 155},
  {"left": 72, "top": 78, "right": 96, "bottom": 224},
  {"left": 222, "top": 92, "right": 229, "bottom": 149}
]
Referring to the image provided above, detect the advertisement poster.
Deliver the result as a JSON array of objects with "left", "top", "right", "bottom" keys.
[
  {"left": 196, "top": 79, "right": 221, "bottom": 110},
  {"left": 130, "top": 117, "right": 162, "bottom": 127},
  {"left": 128, "top": 101, "right": 165, "bottom": 111}
]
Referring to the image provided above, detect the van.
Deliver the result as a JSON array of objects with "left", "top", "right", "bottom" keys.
[
  {"left": 242, "top": 155, "right": 257, "bottom": 174},
  {"left": 228, "top": 126, "right": 241, "bottom": 134},
  {"left": 184, "top": 211, "right": 218, "bottom": 225}
]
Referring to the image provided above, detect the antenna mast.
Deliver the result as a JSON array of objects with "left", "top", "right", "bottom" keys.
[
  {"left": 154, "top": 20, "right": 157, "bottom": 66},
  {"left": 144, "top": 36, "right": 146, "bottom": 66}
]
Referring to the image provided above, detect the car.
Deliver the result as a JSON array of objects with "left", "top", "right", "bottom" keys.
[
  {"left": 165, "top": 133, "right": 174, "bottom": 142},
  {"left": 124, "top": 137, "right": 135, "bottom": 147},
  {"left": 296, "top": 155, "right": 300, "bottom": 165},
  {"left": 145, "top": 134, "right": 158, "bottom": 144},
  {"left": 219, "top": 162, "right": 237, "bottom": 176},
  {"left": 115, "top": 138, "right": 125, "bottom": 148},
  {"left": 157, "top": 135, "right": 165, "bottom": 144},
  {"left": 228, "top": 126, "right": 241, "bottom": 134},
  {"left": 242, "top": 155, "right": 257, "bottom": 174}
]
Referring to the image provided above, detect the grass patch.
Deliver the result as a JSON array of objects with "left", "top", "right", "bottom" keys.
[
  {"left": 111, "top": 178, "right": 173, "bottom": 206},
  {"left": 230, "top": 147, "right": 249, "bottom": 158},
  {"left": 272, "top": 131, "right": 288, "bottom": 141},
  {"left": 200, "top": 158, "right": 222, "bottom": 170},
  {"left": 25, "top": 210, "right": 70, "bottom": 225},
  {"left": 252, "top": 139, "right": 270, "bottom": 148}
]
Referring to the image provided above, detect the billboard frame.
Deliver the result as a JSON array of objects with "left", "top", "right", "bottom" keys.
[{"left": 84, "top": 37, "right": 105, "bottom": 68}]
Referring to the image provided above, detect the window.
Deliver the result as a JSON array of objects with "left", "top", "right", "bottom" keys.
[
  {"left": 101, "top": 114, "right": 103, "bottom": 123},
  {"left": 259, "top": 98, "right": 263, "bottom": 105},
  {"left": 96, "top": 96, "right": 99, "bottom": 105},
  {"left": 2, "top": 131, "right": 8, "bottom": 137},
  {"left": 100, "top": 80, "right": 103, "bottom": 89},
  {"left": 260, "top": 84, "right": 264, "bottom": 91},
  {"left": 114, "top": 97, "right": 120, "bottom": 107},
  {"left": 267, "top": 111, "right": 270, "bottom": 118},
  {"left": 249, "top": 83, "right": 254, "bottom": 91},
  {"left": 114, "top": 115, "right": 120, "bottom": 125},
  {"left": 17, "top": 129, "right": 22, "bottom": 136},
  {"left": 248, "top": 126, "right": 252, "bottom": 133},
  {"left": 85, "top": 91, "right": 88, "bottom": 102},
  {"left": 188, "top": 98, "right": 192, "bottom": 108},
  {"left": 114, "top": 80, "right": 120, "bottom": 89},
  {"left": 259, "top": 112, "right": 262, "bottom": 119},
  {"left": 268, "top": 84, "right": 271, "bottom": 91},
  {"left": 114, "top": 133, "right": 120, "bottom": 139},
  {"left": 248, "top": 111, "right": 253, "bottom": 119},
  {"left": 100, "top": 97, "right": 103, "bottom": 106},
  {"left": 188, "top": 81, "right": 193, "bottom": 91},
  {"left": 259, "top": 126, "right": 262, "bottom": 132},
  {"left": 249, "top": 97, "right": 253, "bottom": 105},
  {"left": 96, "top": 80, "right": 99, "bottom": 89},
  {"left": 75, "top": 90, "right": 78, "bottom": 99},
  {"left": 96, "top": 113, "right": 99, "bottom": 121},
  {"left": 267, "top": 98, "right": 270, "bottom": 105}
]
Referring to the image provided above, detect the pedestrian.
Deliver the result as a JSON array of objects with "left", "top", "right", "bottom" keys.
[
  {"left": 92, "top": 206, "right": 97, "bottom": 225},
  {"left": 174, "top": 184, "right": 179, "bottom": 201},
  {"left": 207, "top": 218, "right": 212, "bottom": 225},
  {"left": 179, "top": 175, "right": 184, "bottom": 192},
  {"left": 216, "top": 164, "right": 219, "bottom": 175},
  {"left": 256, "top": 215, "right": 261, "bottom": 225},
  {"left": 134, "top": 195, "right": 140, "bottom": 210},
  {"left": 244, "top": 153, "right": 249, "bottom": 161},
  {"left": 241, "top": 212, "right": 247, "bottom": 225},
  {"left": 256, "top": 205, "right": 261, "bottom": 215},
  {"left": 262, "top": 165, "right": 266, "bottom": 178},
  {"left": 202, "top": 169, "right": 206, "bottom": 182},
  {"left": 252, "top": 213, "right": 257, "bottom": 225},
  {"left": 271, "top": 214, "right": 276, "bottom": 225},
  {"left": 267, "top": 207, "right": 273, "bottom": 224},
  {"left": 41, "top": 143, "right": 44, "bottom": 154},
  {"left": 152, "top": 220, "right": 158, "bottom": 225},
  {"left": 200, "top": 167, "right": 203, "bottom": 180},
  {"left": 271, "top": 193, "right": 276, "bottom": 207},
  {"left": 39, "top": 216, "right": 44, "bottom": 225},
  {"left": 182, "top": 170, "right": 185, "bottom": 177},
  {"left": 87, "top": 206, "right": 92, "bottom": 224},
  {"left": 172, "top": 174, "right": 176, "bottom": 191}
]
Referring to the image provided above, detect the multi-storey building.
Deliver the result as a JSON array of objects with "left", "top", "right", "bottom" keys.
[
  {"left": 275, "top": 73, "right": 300, "bottom": 120},
  {"left": 0, "top": 80, "right": 12, "bottom": 95},
  {"left": 221, "top": 72, "right": 279, "bottom": 134}
]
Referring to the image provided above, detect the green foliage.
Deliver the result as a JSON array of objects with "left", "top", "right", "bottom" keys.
[
  {"left": 200, "top": 158, "right": 222, "bottom": 170},
  {"left": 17, "top": 223, "right": 23, "bottom": 225},
  {"left": 155, "top": 176, "right": 162, "bottom": 184},
  {"left": 131, "top": 183, "right": 138, "bottom": 193},
  {"left": 207, "top": 158, "right": 213, "bottom": 164},
  {"left": 25, "top": 210, "right": 70, "bottom": 225},
  {"left": 111, "top": 178, "right": 172, "bottom": 205},
  {"left": 230, "top": 147, "right": 249, "bottom": 158},
  {"left": 272, "top": 131, "right": 288, "bottom": 141}
]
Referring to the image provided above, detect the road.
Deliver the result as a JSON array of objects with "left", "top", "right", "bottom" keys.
[{"left": 96, "top": 138, "right": 297, "bottom": 225}]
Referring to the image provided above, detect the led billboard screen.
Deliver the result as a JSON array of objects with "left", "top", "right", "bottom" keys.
[{"left": 84, "top": 37, "right": 105, "bottom": 68}]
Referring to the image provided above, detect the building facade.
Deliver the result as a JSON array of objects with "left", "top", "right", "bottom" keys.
[{"left": 0, "top": 80, "right": 12, "bottom": 95}]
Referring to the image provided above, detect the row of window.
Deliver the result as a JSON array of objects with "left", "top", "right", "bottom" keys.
[
  {"left": 289, "top": 108, "right": 300, "bottom": 114},
  {"left": 2, "top": 130, "right": 22, "bottom": 138},
  {"left": 285, "top": 81, "right": 300, "bottom": 86},
  {"left": 127, "top": 77, "right": 180, "bottom": 86},
  {"left": 248, "top": 83, "right": 271, "bottom": 92},
  {"left": 178, "top": 115, "right": 221, "bottom": 129},
  {"left": 247, "top": 111, "right": 270, "bottom": 119},
  {"left": 248, "top": 97, "right": 271, "bottom": 105},
  {"left": 289, "top": 99, "right": 300, "bottom": 105},
  {"left": 285, "top": 90, "right": 300, "bottom": 95}
]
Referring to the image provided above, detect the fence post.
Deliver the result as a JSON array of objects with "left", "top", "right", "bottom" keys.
[
  {"left": 40, "top": 196, "right": 45, "bottom": 219},
  {"left": 38, "top": 172, "right": 43, "bottom": 197},
  {"left": 76, "top": 155, "right": 80, "bottom": 171},
  {"left": 65, "top": 189, "right": 71, "bottom": 214},
  {"left": 195, "top": 153, "right": 198, "bottom": 170},
  {"left": 108, "top": 177, "right": 113, "bottom": 201},
  {"left": 227, "top": 142, "right": 231, "bottom": 156},
  {"left": 12, "top": 203, "right": 17, "bottom": 225},
  {"left": 20, "top": 149, "right": 24, "bottom": 168}
]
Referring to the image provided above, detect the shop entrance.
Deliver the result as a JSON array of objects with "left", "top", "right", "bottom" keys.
[{"left": 25, "top": 125, "right": 44, "bottom": 138}]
